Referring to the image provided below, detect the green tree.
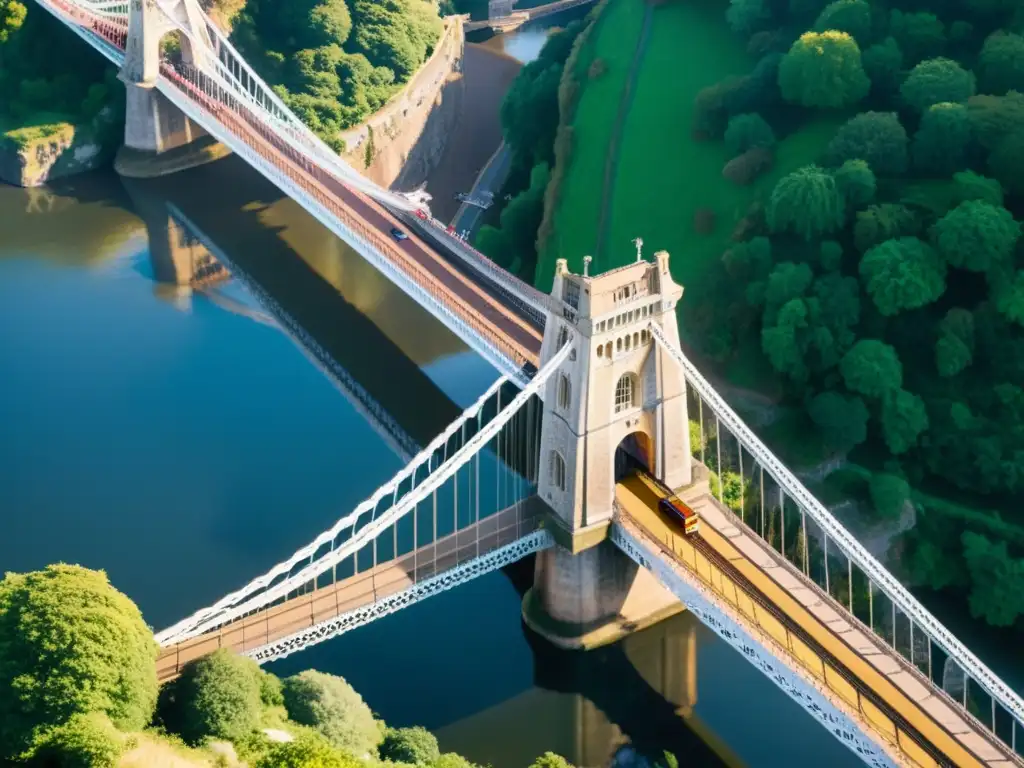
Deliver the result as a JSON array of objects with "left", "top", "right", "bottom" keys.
[
  {"left": 724, "top": 113, "right": 775, "bottom": 157},
  {"left": 0, "top": 0, "right": 26, "bottom": 42},
  {"left": 0, "top": 565, "right": 157, "bottom": 758},
  {"left": 854, "top": 203, "right": 920, "bottom": 252},
  {"left": 889, "top": 10, "right": 945, "bottom": 65},
  {"left": 993, "top": 270, "right": 1024, "bottom": 327},
  {"left": 931, "top": 200, "right": 1020, "bottom": 273},
  {"left": 880, "top": 388, "right": 929, "bottom": 454},
  {"left": 900, "top": 58, "right": 975, "bottom": 112},
  {"left": 723, "top": 236, "right": 772, "bottom": 283},
  {"left": 859, "top": 237, "right": 946, "bottom": 316},
  {"left": 952, "top": 171, "right": 1003, "bottom": 207},
  {"left": 779, "top": 31, "right": 869, "bottom": 109},
  {"left": 436, "top": 753, "right": 483, "bottom": 768},
  {"left": 282, "top": 671, "right": 380, "bottom": 755},
  {"left": 529, "top": 753, "right": 574, "bottom": 768},
  {"left": 808, "top": 391, "right": 870, "bottom": 452},
  {"left": 158, "top": 649, "right": 263, "bottom": 746},
  {"left": 862, "top": 37, "right": 903, "bottom": 94},
  {"left": 833, "top": 159, "right": 875, "bottom": 208},
  {"left": 813, "top": 0, "right": 871, "bottom": 43},
  {"left": 912, "top": 102, "right": 972, "bottom": 175},
  {"left": 819, "top": 240, "right": 843, "bottom": 272},
  {"left": 379, "top": 726, "right": 440, "bottom": 765},
  {"left": 989, "top": 130, "right": 1024, "bottom": 196},
  {"left": 869, "top": 472, "right": 910, "bottom": 519},
  {"left": 935, "top": 307, "right": 975, "bottom": 376},
  {"left": 28, "top": 713, "right": 124, "bottom": 768},
  {"left": 309, "top": 0, "right": 352, "bottom": 48},
  {"left": 255, "top": 731, "right": 357, "bottom": 768},
  {"left": 840, "top": 340, "right": 902, "bottom": 399},
  {"left": 726, "top": 0, "right": 772, "bottom": 36},
  {"left": 826, "top": 112, "right": 908, "bottom": 175},
  {"left": 767, "top": 166, "right": 846, "bottom": 240},
  {"left": 968, "top": 91, "right": 1024, "bottom": 152},
  {"left": 977, "top": 31, "right": 1024, "bottom": 96},
  {"left": 961, "top": 532, "right": 1024, "bottom": 627}
]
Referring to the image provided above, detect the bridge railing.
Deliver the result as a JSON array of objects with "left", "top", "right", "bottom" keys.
[
  {"left": 155, "top": 340, "right": 572, "bottom": 646},
  {"left": 649, "top": 321, "right": 1024, "bottom": 756}
]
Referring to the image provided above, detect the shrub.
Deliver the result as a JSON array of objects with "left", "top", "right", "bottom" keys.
[
  {"left": 724, "top": 113, "right": 775, "bottom": 157},
  {"left": 159, "top": 649, "right": 263, "bottom": 745},
  {"left": 826, "top": 111, "right": 908, "bottom": 175},
  {"left": 0, "top": 565, "right": 158, "bottom": 757},
  {"left": 255, "top": 731, "right": 357, "bottom": 768},
  {"left": 530, "top": 753, "right": 574, "bottom": 768},
  {"left": 722, "top": 146, "right": 774, "bottom": 185},
  {"left": 29, "top": 714, "right": 123, "bottom": 768},
  {"left": 281, "top": 671, "right": 380, "bottom": 755},
  {"left": 900, "top": 58, "right": 975, "bottom": 112},
  {"left": 779, "top": 31, "right": 869, "bottom": 108},
  {"left": 379, "top": 727, "right": 440, "bottom": 765}
]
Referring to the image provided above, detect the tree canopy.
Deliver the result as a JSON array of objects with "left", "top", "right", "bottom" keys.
[
  {"left": 900, "top": 58, "right": 975, "bottom": 112},
  {"left": 931, "top": 200, "right": 1020, "bottom": 273},
  {"left": 859, "top": 237, "right": 946, "bottom": 316},
  {"left": 912, "top": 102, "right": 972, "bottom": 175},
  {"left": 808, "top": 391, "right": 869, "bottom": 452},
  {"left": 840, "top": 340, "right": 903, "bottom": 399},
  {"left": 826, "top": 112, "right": 908, "bottom": 175},
  {"left": 977, "top": 31, "right": 1024, "bottom": 96},
  {"left": 813, "top": 0, "right": 871, "bottom": 43},
  {"left": 0, "top": 565, "right": 157, "bottom": 758},
  {"left": 282, "top": 670, "right": 381, "bottom": 755},
  {"left": 379, "top": 726, "right": 440, "bottom": 765},
  {"left": 766, "top": 165, "right": 846, "bottom": 239},
  {"left": 778, "top": 31, "right": 869, "bottom": 109}
]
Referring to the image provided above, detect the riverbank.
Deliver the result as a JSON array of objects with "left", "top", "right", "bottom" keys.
[{"left": 423, "top": 43, "right": 523, "bottom": 223}]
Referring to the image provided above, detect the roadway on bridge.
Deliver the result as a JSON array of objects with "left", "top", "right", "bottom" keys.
[
  {"left": 616, "top": 476, "right": 1012, "bottom": 768},
  {"left": 197, "top": 79, "right": 544, "bottom": 367}
]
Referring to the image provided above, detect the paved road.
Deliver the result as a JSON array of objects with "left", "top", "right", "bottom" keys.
[
  {"left": 451, "top": 142, "right": 513, "bottom": 238},
  {"left": 163, "top": 64, "right": 544, "bottom": 369}
]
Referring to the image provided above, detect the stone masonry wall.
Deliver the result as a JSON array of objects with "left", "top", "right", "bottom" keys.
[{"left": 340, "top": 17, "right": 465, "bottom": 191}]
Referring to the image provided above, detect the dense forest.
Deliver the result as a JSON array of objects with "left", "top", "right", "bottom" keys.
[
  {"left": 687, "top": 0, "right": 1024, "bottom": 626},
  {"left": 229, "top": 0, "right": 444, "bottom": 150},
  {"left": 0, "top": 0, "right": 122, "bottom": 146},
  {"left": 485, "top": 0, "right": 1024, "bottom": 630}
]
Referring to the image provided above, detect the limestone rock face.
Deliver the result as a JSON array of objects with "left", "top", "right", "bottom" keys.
[{"left": 0, "top": 124, "right": 107, "bottom": 188}]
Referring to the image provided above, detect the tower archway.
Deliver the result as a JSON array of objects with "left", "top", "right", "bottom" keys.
[{"left": 614, "top": 430, "right": 653, "bottom": 484}]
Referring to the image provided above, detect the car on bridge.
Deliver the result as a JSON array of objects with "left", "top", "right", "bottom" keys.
[
  {"left": 633, "top": 469, "right": 701, "bottom": 535},
  {"left": 390, "top": 227, "right": 409, "bottom": 242}
]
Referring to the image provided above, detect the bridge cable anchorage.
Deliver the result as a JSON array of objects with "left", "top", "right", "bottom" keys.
[
  {"left": 155, "top": 338, "right": 573, "bottom": 646},
  {"left": 647, "top": 320, "right": 1024, "bottom": 729}
]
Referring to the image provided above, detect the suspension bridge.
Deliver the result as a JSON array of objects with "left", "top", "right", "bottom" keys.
[{"left": 30, "top": 0, "right": 1024, "bottom": 763}]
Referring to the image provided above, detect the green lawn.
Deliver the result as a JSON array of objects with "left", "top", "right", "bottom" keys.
[{"left": 536, "top": 0, "right": 648, "bottom": 289}]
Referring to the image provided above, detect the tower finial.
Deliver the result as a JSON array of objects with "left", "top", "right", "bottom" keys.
[
  {"left": 583, "top": 255, "right": 592, "bottom": 277},
  {"left": 633, "top": 237, "right": 644, "bottom": 263}
]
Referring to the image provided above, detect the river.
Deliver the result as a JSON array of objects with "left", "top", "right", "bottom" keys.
[{"left": 0, "top": 21, "right": 866, "bottom": 768}]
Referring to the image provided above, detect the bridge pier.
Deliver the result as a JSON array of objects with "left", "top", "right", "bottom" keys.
[
  {"left": 525, "top": 253, "right": 691, "bottom": 649},
  {"left": 115, "top": 0, "right": 229, "bottom": 178}
]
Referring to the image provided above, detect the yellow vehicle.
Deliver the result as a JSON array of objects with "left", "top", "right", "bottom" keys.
[{"left": 633, "top": 469, "right": 701, "bottom": 535}]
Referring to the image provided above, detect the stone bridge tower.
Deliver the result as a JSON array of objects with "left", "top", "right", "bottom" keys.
[
  {"left": 524, "top": 251, "right": 693, "bottom": 649},
  {"left": 117, "top": 0, "right": 223, "bottom": 175}
]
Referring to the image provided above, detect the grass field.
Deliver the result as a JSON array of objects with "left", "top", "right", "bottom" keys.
[{"left": 540, "top": 0, "right": 844, "bottom": 304}]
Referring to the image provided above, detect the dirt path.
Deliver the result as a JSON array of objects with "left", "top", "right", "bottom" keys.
[{"left": 593, "top": 2, "right": 654, "bottom": 262}]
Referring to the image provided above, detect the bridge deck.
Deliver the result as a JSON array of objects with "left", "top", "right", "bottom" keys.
[
  {"left": 616, "top": 478, "right": 1018, "bottom": 768},
  {"left": 156, "top": 503, "right": 542, "bottom": 682},
  {"left": 50, "top": 8, "right": 542, "bottom": 373}
]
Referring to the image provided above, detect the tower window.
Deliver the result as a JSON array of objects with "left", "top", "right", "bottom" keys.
[
  {"left": 550, "top": 451, "right": 566, "bottom": 491},
  {"left": 615, "top": 374, "right": 637, "bottom": 413},
  {"left": 558, "top": 374, "right": 571, "bottom": 410}
]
